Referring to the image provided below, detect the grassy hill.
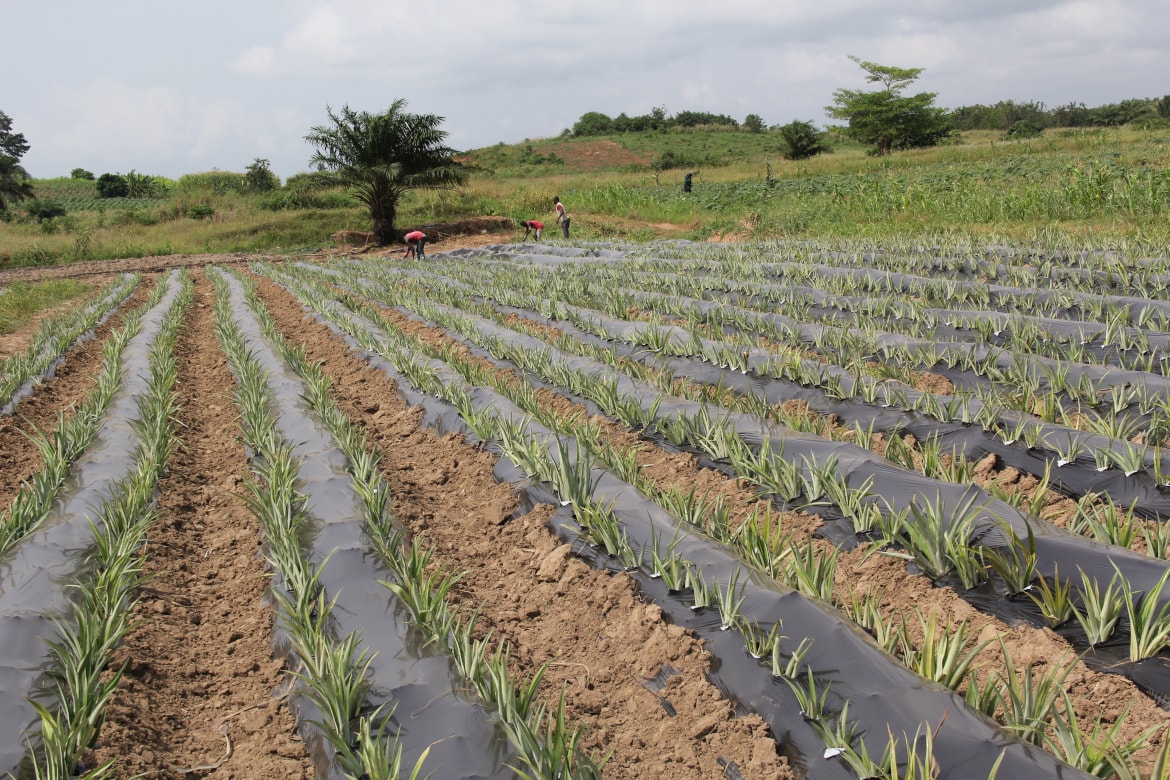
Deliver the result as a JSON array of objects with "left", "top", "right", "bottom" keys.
[{"left": 3, "top": 124, "right": 1170, "bottom": 269}]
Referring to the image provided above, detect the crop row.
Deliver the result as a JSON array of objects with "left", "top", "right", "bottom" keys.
[
  {"left": 6, "top": 237, "right": 1170, "bottom": 778},
  {"left": 253, "top": 241, "right": 1170, "bottom": 778}
]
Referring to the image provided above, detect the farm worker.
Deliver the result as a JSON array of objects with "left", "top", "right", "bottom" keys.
[
  {"left": 684, "top": 172, "right": 693, "bottom": 193},
  {"left": 403, "top": 230, "right": 427, "bottom": 259},
  {"left": 553, "top": 196, "right": 571, "bottom": 239},
  {"left": 522, "top": 219, "right": 544, "bottom": 242}
]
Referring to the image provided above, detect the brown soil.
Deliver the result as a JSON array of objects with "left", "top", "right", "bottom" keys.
[
  {"left": 0, "top": 229, "right": 507, "bottom": 288},
  {"left": 534, "top": 139, "right": 652, "bottom": 171}
]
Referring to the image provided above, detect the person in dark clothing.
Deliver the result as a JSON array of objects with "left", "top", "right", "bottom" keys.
[
  {"left": 684, "top": 172, "right": 693, "bottom": 193},
  {"left": 554, "top": 196, "right": 571, "bottom": 239}
]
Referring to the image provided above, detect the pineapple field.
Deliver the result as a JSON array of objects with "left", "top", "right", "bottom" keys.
[{"left": 3, "top": 236, "right": 1170, "bottom": 779}]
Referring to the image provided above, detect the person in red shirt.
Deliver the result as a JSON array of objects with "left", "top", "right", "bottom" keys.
[
  {"left": 403, "top": 230, "right": 427, "bottom": 259},
  {"left": 522, "top": 219, "right": 544, "bottom": 242}
]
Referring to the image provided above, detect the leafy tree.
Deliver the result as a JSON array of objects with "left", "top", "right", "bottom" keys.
[
  {"left": 572, "top": 111, "right": 614, "bottom": 136},
  {"left": 71, "top": 168, "right": 95, "bottom": 180},
  {"left": 743, "top": 114, "right": 766, "bottom": 134},
  {"left": 0, "top": 111, "right": 34, "bottom": 212},
  {"left": 96, "top": 173, "right": 129, "bottom": 198},
  {"left": 826, "top": 56, "right": 952, "bottom": 155},
  {"left": 1159, "top": 95, "right": 1170, "bottom": 119},
  {"left": 778, "top": 120, "right": 830, "bottom": 160},
  {"left": 244, "top": 158, "right": 279, "bottom": 191},
  {"left": 0, "top": 111, "right": 30, "bottom": 160},
  {"left": 305, "top": 100, "right": 471, "bottom": 245}
]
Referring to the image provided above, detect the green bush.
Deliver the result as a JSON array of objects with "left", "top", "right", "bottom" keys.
[
  {"left": 244, "top": 158, "right": 280, "bottom": 191},
  {"left": 656, "top": 149, "right": 707, "bottom": 170},
  {"left": 778, "top": 120, "right": 831, "bottom": 160},
  {"left": 189, "top": 204, "right": 215, "bottom": 219},
  {"left": 96, "top": 173, "right": 128, "bottom": 198},
  {"left": 25, "top": 199, "right": 68, "bottom": 222},
  {"left": 1006, "top": 120, "right": 1044, "bottom": 139}
]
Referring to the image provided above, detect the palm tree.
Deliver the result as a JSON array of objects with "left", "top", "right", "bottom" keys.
[{"left": 305, "top": 100, "right": 470, "bottom": 245}]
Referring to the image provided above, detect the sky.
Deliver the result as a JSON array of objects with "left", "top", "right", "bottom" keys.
[{"left": 4, "top": 0, "right": 1168, "bottom": 183}]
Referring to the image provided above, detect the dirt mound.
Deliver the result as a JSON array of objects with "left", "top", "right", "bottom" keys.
[{"left": 536, "top": 139, "right": 651, "bottom": 171}]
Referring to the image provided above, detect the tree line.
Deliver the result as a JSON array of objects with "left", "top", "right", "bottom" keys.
[
  {"left": 572, "top": 95, "right": 1170, "bottom": 140},
  {"left": 568, "top": 55, "right": 1170, "bottom": 156},
  {"left": 570, "top": 108, "right": 761, "bottom": 137},
  {"left": 950, "top": 96, "right": 1170, "bottom": 135}
]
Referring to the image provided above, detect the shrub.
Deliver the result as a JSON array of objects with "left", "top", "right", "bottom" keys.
[
  {"left": 25, "top": 199, "right": 68, "bottom": 222},
  {"left": 1006, "top": 120, "right": 1044, "bottom": 139},
  {"left": 244, "top": 158, "right": 280, "bottom": 191},
  {"left": 778, "top": 120, "right": 831, "bottom": 160},
  {"left": 189, "top": 204, "right": 215, "bottom": 219},
  {"left": 70, "top": 168, "right": 95, "bottom": 180},
  {"left": 656, "top": 149, "right": 707, "bottom": 170},
  {"left": 96, "top": 173, "right": 129, "bottom": 198}
]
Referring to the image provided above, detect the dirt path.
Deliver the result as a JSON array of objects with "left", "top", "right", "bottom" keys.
[{"left": 0, "top": 230, "right": 506, "bottom": 287}]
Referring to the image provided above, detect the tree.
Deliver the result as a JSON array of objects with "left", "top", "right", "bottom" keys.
[
  {"left": 0, "top": 112, "right": 29, "bottom": 160},
  {"left": 778, "top": 120, "right": 830, "bottom": 160},
  {"left": 826, "top": 56, "right": 952, "bottom": 155},
  {"left": 71, "top": 168, "right": 95, "bottom": 180},
  {"left": 96, "top": 172, "right": 129, "bottom": 198},
  {"left": 244, "top": 158, "right": 279, "bottom": 191},
  {"left": 743, "top": 114, "right": 766, "bottom": 134},
  {"left": 0, "top": 111, "right": 34, "bottom": 212},
  {"left": 572, "top": 111, "right": 614, "bottom": 136},
  {"left": 305, "top": 100, "right": 471, "bottom": 245}
]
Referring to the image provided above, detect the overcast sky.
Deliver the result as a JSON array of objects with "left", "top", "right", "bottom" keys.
[{"left": 5, "top": 0, "right": 1167, "bottom": 182}]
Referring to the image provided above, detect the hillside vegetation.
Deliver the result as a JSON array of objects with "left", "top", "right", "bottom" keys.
[{"left": 3, "top": 123, "right": 1170, "bottom": 269}]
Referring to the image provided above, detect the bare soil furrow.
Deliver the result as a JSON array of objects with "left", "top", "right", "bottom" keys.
[{"left": 86, "top": 269, "right": 312, "bottom": 777}]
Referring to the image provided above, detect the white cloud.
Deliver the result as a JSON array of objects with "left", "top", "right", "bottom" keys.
[
  {"left": 7, "top": 0, "right": 1169, "bottom": 180},
  {"left": 233, "top": 46, "right": 279, "bottom": 77}
]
